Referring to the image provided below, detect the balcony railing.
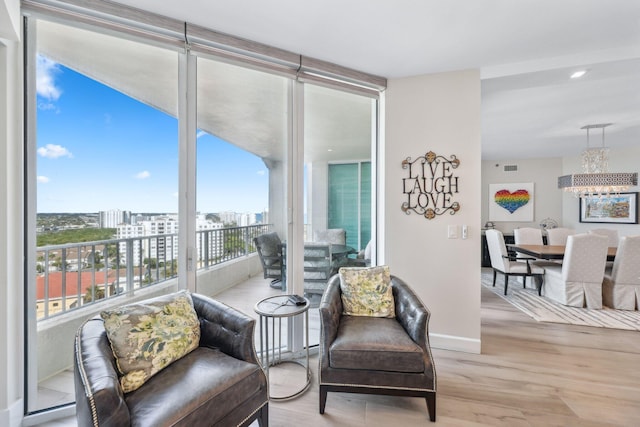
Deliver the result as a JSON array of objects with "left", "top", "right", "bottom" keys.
[{"left": 35, "top": 223, "right": 272, "bottom": 320}]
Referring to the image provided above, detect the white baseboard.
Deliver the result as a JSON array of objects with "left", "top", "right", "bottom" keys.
[
  {"left": 0, "top": 398, "right": 23, "bottom": 427},
  {"left": 430, "top": 333, "right": 481, "bottom": 354}
]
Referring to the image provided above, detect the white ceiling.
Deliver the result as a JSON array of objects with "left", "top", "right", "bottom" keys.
[{"left": 111, "top": 0, "right": 640, "bottom": 160}]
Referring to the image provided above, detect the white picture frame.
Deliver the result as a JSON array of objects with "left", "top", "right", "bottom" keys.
[{"left": 489, "top": 182, "right": 534, "bottom": 222}]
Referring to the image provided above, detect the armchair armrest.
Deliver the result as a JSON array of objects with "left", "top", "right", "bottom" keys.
[
  {"left": 391, "top": 276, "right": 430, "bottom": 351},
  {"left": 318, "top": 275, "right": 343, "bottom": 369},
  {"left": 192, "top": 293, "right": 259, "bottom": 364},
  {"left": 74, "top": 318, "right": 130, "bottom": 427},
  {"left": 502, "top": 254, "right": 536, "bottom": 273}
]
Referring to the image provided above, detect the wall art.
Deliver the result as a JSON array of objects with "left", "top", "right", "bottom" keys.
[
  {"left": 488, "top": 182, "right": 534, "bottom": 222},
  {"left": 401, "top": 151, "right": 460, "bottom": 220},
  {"left": 580, "top": 192, "right": 638, "bottom": 224}
]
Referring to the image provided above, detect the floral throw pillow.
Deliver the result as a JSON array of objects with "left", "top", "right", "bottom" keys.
[
  {"left": 100, "top": 290, "right": 200, "bottom": 393},
  {"left": 338, "top": 265, "right": 395, "bottom": 318}
]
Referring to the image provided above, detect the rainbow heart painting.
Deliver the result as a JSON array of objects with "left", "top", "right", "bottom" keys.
[
  {"left": 488, "top": 183, "right": 534, "bottom": 222},
  {"left": 494, "top": 189, "right": 530, "bottom": 214}
]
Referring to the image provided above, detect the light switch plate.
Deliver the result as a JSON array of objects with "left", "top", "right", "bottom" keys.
[{"left": 448, "top": 225, "right": 458, "bottom": 239}]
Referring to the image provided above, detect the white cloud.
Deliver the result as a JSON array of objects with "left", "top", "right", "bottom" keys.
[
  {"left": 256, "top": 170, "right": 266, "bottom": 176},
  {"left": 37, "top": 176, "right": 50, "bottom": 183},
  {"left": 36, "top": 55, "right": 62, "bottom": 101},
  {"left": 196, "top": 130, "right": 208, "bottom": 139},
  {"left": 37, "top": 144, "right": 73, "bottom": 159},
  {"left": 135, "top": 171, "right": 151, "bottom": 179},
  {"left": 172, "top": 192, "right": 179, "bottom": 198}
]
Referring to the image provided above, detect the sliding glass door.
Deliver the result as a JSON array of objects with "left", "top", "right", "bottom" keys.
[
  {"left": 195, "top": 55, "right": 290, "bottom": 352},
  {"left": 303, "top": 83, "right": 377, "bottom": 346}
]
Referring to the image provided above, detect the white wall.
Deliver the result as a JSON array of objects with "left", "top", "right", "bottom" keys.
[
  {"left": 482, "top": 157, "right": 563, "bottom": 234},
  {"left": 0, "top": 0, "right": 20, "bottom": 41},
  {"left": 0, "top": 18, "right": 25, "bottom": 427},
  {"left": 561, "top": 145, "right": 640, "bottom": 236},
  {"left": 385, "top": 70, "right": 482, "bottom": 353}
]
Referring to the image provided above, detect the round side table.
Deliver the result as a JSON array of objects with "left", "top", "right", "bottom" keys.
[{"left": 254, "top": 294, "right": 311, "bottom": 400}]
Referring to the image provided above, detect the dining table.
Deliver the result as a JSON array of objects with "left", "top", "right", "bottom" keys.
[{"left": 509, "top": 244, "right": 617, "bottom": 261}]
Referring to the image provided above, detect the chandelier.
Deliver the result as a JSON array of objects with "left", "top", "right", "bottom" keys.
[{"left": 558, "top": 123, "right": 637, "bottom": 198}]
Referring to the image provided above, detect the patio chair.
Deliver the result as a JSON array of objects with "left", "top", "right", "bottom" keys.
[
  {"left": 602, "top": 235, "right": 640, "bottom": 310},
  {"left": 254, "top": 232, "right": 284, "bottom": 289},
  {"left": 485, "top": 229, "right": 545, "bottom": 295},
  {"left": 303, "top": 243, "right": 333, "bottom": 297},
  {"left": 314, "top": 228, "right": 346, "bottom": 245},
  {"left": 543, "top": 233, "right": 608, "bottom": 308}
]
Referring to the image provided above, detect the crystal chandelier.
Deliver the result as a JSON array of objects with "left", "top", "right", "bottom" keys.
[{"left": 558, "top": 124, "right": 637, "bottom": 198}]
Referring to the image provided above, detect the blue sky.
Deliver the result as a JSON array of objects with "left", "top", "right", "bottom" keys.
[{"left": 36, "top": 55, "right": 268, "bottom": 214}]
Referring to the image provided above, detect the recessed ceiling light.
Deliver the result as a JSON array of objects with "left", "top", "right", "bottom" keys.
[
  {"left": 327, "top": 148, "right": 333, "bottom": 152},
  {"left": 570, "top": 70, "right": 588, "bottom": 79}
]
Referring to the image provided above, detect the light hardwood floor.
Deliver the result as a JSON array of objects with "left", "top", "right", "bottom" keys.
[{"left": 39, "top": 276, "right": 640, "bottom": 426}]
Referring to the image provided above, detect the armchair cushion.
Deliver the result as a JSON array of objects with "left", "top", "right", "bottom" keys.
[
  {"left": 338, "top": 265, "right": 395, "bottom": 318},
  {"left": 329, "top": 315, "right": 424, "bottom": 373},
  {"left": 100, "top": 290, "right": 200, "bottom": 393}
]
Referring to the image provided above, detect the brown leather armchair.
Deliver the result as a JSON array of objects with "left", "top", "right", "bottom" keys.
[
  {"left": 74, "top": 293, "right": 268, "bottom": 427},
  {"left": 319, "top": 274, "right": 436, "bottom": 422}
]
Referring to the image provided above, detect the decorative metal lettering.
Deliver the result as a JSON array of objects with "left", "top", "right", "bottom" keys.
[{"left": 401, "top": 151, "right": 460, "bottom": 219}]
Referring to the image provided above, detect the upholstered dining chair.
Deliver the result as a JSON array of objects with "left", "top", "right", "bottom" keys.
[
  {"left": 602, "top": 235, "right": 640, "bottom": 310},
  {"left": 589, "top": 228, "right": 619, "bottom": 247},
  {"left": 542, "top": 233, "right": 608, "bottom": 309},
  {"left": 514, "top": 227, "right": 557, "bottom": 267},
  {"left": 546, "top": 227, "right": 575, "bottom": 246},
  {"left": 589, "top": 228, "right": 619, "bottom": 268},
  {"left": 485, "top": 229, "right": 545, "bottom": 295},
  {"left": 514, "top": 227, "right": 544, "bottom": 245}
]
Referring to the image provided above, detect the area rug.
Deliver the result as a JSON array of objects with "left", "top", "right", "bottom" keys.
[{"left": 481, "top": 272, "right": 640, "bottom": 331}]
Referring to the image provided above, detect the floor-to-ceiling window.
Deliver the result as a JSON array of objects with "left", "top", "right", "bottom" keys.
[
  {"left": 28, "top": 18, "right": 180, "bottom": 413},
  {"left": 24, "top": 3, "right": 381, "bottom": 421}
]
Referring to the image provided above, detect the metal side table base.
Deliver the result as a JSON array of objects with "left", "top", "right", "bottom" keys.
[{"left": 254, "top": 295, "right": 311, "bottom": 400}]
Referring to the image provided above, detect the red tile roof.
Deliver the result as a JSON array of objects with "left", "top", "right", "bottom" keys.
[{"left": 36, "top": 271, "right": 120, "bottom": 300}]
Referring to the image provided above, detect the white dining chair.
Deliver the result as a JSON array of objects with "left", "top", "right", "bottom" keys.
[
  {"left": 602, "top": 235, "right": 640, "bottom": 310},
  {"left": 546, "top": 228, "right": 575, "bottom": 246},
  {"left": 542, "top": 233, "right": 608, "bottom": 309},
  {"left": 588, "top": 228, "right": 619, "bottom": 247},
  {"left": 514, "top": 227, "right": 544, "bottom": 245},
  {"left": 514, "top": 227, "right": 558, "bottom": 267},
  {"left": 485, "top": 229, "right": 545, "bottom": 295}
]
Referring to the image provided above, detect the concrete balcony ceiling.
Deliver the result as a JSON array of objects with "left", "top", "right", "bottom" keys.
[{"left": 36, "top": 19, "right": 372, "bottom": 164}]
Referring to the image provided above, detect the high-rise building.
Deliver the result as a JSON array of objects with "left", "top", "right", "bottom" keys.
[{"left": 99, "top": 209, "right": 131, "bottom": 228}]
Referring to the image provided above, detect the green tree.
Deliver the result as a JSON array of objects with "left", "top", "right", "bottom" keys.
[
  {"left": 37, "top": 228, "right": 116, "bottom": 246},
  {"left": 83, "top": 285, "right": 105, "bottom": 303}
]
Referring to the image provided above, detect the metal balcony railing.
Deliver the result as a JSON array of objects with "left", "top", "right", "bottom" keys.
[{"left": 35, "top": 223, "right": 272, "bottom": 320}]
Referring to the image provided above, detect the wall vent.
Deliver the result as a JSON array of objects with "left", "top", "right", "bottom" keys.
[{"left": 503, "top": 165, "right": 518, "bottom": 172}]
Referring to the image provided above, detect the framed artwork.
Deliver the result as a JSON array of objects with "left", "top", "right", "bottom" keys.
[
  {"left": 488, "top": 183, "right": 534, "bottom": 222},
  {"left": 579, "top": 192, "right": 638, "bottom": 224}
]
